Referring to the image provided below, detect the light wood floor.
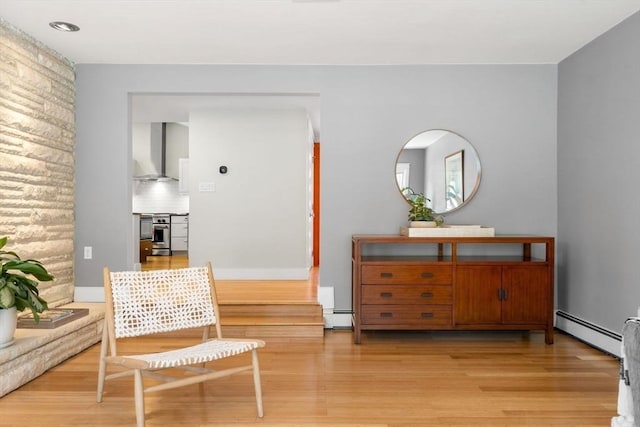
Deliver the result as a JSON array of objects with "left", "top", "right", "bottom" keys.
[
  {"left": 0, "top": 329, "right": 620, "bottom": 426},
  {"left": 1, "top": 255, "right": 620, "bottom": 426},
  {"left": 141, "top": 254, "right": 190, "bottom": 271}
]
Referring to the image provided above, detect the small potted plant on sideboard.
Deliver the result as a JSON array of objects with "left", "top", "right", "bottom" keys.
[{"left": 402, "top": 187, "right": 443, "bottom": 228}]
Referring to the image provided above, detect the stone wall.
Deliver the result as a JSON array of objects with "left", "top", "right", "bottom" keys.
[{"left": 0, "top": 18, "right": 75, "bottom": 307}]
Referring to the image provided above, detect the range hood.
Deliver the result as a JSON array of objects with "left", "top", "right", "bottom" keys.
[{"left": 133, "top": 122, "right": 176, "bottom": 181}]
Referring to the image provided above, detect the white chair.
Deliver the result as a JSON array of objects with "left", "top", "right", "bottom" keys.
[{"left": 97, "top": 263, "right": 265, "bottom": 427}]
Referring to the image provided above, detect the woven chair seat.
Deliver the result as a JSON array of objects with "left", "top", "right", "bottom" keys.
[{"left": 123, "top": 338, "right": 265, "bottom": 370}]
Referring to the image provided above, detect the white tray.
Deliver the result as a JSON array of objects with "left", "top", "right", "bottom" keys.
[{"left": 400, "top": 225, "right": 495, "bottom": 237}]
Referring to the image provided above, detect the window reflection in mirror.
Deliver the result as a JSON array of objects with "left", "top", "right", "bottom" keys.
[{"left": 395, "top": 129, "right": 481, "bottom": 215}]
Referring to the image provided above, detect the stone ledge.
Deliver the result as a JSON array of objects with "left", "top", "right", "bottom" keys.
[{"left": 0, "top": 302, "right": 105, "bottom": 397}]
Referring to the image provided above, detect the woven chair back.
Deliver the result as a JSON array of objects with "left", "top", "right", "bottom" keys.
[{"left": 107, "top": 267, "right": 217, "bottom": 338}]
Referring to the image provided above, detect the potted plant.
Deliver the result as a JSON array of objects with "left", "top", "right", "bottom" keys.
[
  {"left": 402, "top": 188, "right": 443, "bottom": 228},
  {"left": 0, "top": 236, "right": 53, "bottom": 348}
]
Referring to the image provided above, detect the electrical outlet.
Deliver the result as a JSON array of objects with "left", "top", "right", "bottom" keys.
[{"left": 84, "top": 246, "right": 92, "bottom": 259}]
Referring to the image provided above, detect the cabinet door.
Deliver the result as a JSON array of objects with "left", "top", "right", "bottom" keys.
[
  {"left": 501, "top": 266, "right": 550, "bottom": 324},
  {"left": 171, "top": 223, "right": 188, "bottom": 238},
  {"left": 171, "top": 237, "right": 188, "bottom": 251},
  {"left": 455, "top": 266, "right": 502, "bottom": 324}
]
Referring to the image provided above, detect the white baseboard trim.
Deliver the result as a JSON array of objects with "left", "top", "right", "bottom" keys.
[
  {"left": 327, "top": 312, "right": 352, "bottom": 329},
  {"left": 316, "top": 286, "right": 352, "bottom": 329},
  {"left": 214, "top": 268, "right": 309, "bottom": 280},
  {"left": 74, "top": 286, "right": 105, "bottom": 303},
  {"left": 555, "top": 310, "right": 621, "bottom": 358}
]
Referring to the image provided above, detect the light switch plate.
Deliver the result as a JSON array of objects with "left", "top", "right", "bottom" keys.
[{"left": 198, "top": 182, "right": 215, "bottom": 192}]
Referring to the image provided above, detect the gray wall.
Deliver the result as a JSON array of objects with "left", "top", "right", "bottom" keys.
[
  {"left": 558, "top": 12, "right": 640, "bottom": 332},
  {"left": 75, "top": 64, "right": 558, "bottom": 312}
]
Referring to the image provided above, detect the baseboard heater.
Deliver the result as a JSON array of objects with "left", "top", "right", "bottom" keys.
[
  {"left": 331, "top": 310, "right": 354, "bottom": 330},
  {"left": 555, "top": 310, "right": 622, "bottom": 358}
]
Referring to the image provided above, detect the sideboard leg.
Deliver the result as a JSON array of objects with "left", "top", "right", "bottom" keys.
[{"left": 545, "top": 327, "right": 554, "bottom": 344}]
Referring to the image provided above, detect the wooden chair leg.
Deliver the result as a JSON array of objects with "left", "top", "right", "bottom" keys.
[
  {"left": 251, "top": 349, "right": 264, "bottom": 418},
  {"left": 134, "top": 369, "right": 145, "bottom": 427},
  {"left": 96, "top": 326, "right": 109, "bottom": 403}
]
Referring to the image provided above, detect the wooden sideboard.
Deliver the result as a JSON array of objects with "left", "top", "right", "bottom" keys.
[{"left": 352, "top": 235, "right": 555, "bottom": 344}]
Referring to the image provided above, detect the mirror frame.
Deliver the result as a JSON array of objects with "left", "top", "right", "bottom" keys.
[{"left": 395, "top": 129, "right": 482, "bottom": 215}]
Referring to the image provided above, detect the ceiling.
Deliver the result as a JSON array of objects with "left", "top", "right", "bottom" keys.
[{"left": 1, "top": 0, "right": 640, "bottom": 65}]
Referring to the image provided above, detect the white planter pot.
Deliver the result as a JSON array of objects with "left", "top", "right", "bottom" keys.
[{"left": 0, "top": 306, "right": 17, "bottom": 349}]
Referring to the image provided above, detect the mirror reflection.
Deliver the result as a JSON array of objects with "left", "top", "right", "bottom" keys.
[{"left": 396, "top": 129, "right": 481, "bottom": 215}]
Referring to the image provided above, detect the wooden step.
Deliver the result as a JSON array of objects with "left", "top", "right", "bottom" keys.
[
  {"left": 219, "top": 302, "right": 325, "bottom": 338},
  {"left": 221, "top": 316, "right": 325, "bottom": 338},
  {"left": 219, "top": 302, "right": 322, "bottom": 317},
  {"left": 158, "top": 302, "right": 325, "bottom": 339},
  {"left": 213, "top": 279, "right": 324, "bottom": 338},
  {"left": 157, "top": 313, "right": 325, "bottom": 339}
]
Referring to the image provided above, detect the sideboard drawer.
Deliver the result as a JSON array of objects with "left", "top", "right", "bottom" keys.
[
  {"left": 362, "top": 285, "right": 452, "bottom": 304},
  {"left": 361, "top": 265, "right": 452, "bottom": 285},
  {"left": 361, "top": 305, "right": 452, "bottom": 326}
]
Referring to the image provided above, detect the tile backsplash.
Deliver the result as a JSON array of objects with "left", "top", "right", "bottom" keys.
[{"left": 133, "top": 180, "right": 189, "bottom": 213}]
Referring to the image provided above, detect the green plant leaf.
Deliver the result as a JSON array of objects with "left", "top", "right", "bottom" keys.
[
  {"left": 3, "top": 260, "right": 54, "bottom": 281},
  {"left": 0, "top": 286, "right": 14, "bottom": 308}
]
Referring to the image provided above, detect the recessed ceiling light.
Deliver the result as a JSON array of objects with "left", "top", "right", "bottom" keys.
[{"left": 49, "top": 21, "right": 80, "bottom": 32}]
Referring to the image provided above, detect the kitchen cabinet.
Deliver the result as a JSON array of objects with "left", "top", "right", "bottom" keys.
[
  {"left": 170, "top": 215, "right": 188, "bottom": 252},
  {"left": 352, "top": 235, "right": 554, "bottom": 344},
  {"left": 139, "top": 240, "right": 153, "bottom": 263}
]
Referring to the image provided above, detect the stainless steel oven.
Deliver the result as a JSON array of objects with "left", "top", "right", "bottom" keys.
[{"left": 152, "top": 214, "right": 171, "bottom": 256}]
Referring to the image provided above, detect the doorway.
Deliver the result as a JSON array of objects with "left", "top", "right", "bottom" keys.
[{"left": 131, "top": 94, "right": 320, "bottom": 278}]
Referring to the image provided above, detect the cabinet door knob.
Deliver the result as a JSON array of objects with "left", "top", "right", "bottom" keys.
[
  {"left": 380, "top": 292, "right": 393, "bottom": 298},
  {"left": 380, "top": 312, "right": 393, "bottom": 318},
  {"left": 380, "top": 272, "right": 393, "bottom": 278},
  {"left": 421, "top": 292, "right": 434, "bottom": 298},
  {"left": 497, "top": 289, "right": 503, "bottom": 300},
  {"left": 421, "top": 272, "right": 434, "bottom": 278},
  {"left": 421, "top": 312, "right": 434, "bottom": 318}
]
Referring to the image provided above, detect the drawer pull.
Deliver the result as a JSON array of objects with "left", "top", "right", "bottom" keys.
[
  {"left": 380, "top": 272, "right": 393, "bottom": 278},
  {"left": 380, "top": 292, "right": 393, "bottom": 298},
  {"left": 421, "top": 292, "right": 434, "bottom": 298},
  {"left": 380, "top": 312, "right": 393, "bottom": 318},
  {"left": 421, "top": 312, "right": 434, "bottom": 318},
  {"left": 421, "top": 272, "right": 434, "bottom": 278}
]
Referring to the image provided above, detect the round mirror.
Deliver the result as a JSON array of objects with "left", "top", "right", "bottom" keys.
[{"left": 395, "top": 129, "right": 481, "bottom": 215}]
